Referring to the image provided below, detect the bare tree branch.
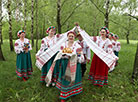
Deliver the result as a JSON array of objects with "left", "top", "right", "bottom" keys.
[
  {"left": 0, "top": 16, "right": 3, "bottom": 22},
  {"left": 110, "top": 19, "right": 128, "bottom": 30},
  {"left": 39, "top": 4, "right": 48, "bottom": 9},
  {"left": 89, "top": 0, "right": 105, "bottom": 16},
  {"left": 125, "top": 13, "right": 138, "bottom": 21},
  {"left": 61, "top": 0, "right": 84, "bottom": 26},
  {"left": 109, "top": 4, "right": 113, "bottom": 14},
  {"left": 61, "top": 0, "right": 68, "bottom": 8}
]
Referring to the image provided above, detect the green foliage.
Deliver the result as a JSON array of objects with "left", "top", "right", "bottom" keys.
[
  {"left": 1, "top": 0, "right": 138, "bottom": 41},
  {"left": 0, "top": 40, "right": 138, "bottom": 102}
]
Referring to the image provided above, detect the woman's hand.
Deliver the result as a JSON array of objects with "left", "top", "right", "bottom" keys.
[
  {"left": 87, "top": 59, "right": 90, "bottom": 63},
  {"left": 25, "top": 49, "right": 29, "bottom": 53},
  {"left": 36, "top": 55, "right": 39, "bottom": 59}
]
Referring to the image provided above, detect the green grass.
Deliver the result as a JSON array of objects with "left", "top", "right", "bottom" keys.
[{"left": 0, "top": 39, "right": 138, "bottom": 102}]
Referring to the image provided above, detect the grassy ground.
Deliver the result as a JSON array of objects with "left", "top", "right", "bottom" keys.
[{"left": 0, "top": 39, "right": 138, "bottom": 102}]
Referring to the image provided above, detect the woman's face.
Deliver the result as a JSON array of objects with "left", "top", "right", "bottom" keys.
[
  {"left": 100, "top": 29, "right": 107, "bottom": 37},
  {"left": 68, "top": 33, "right": 75, "bottom": 41},
  {"left": 49, "top": 29, "right": 56, "bottom": 36},
  {"left": 78, "top": 35, "right": 83, "bottom": 41},
  {"left": 108, "top": 35, "right": 112, "bottom": 39},
  {"left": 113, "top": 37, "right": 117, "bottom": 41},
  {"left": 20, "top": 32, "right": 25, "bottom": 38}
]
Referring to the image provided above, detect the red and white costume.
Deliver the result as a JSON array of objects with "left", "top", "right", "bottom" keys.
[{"left": 88, "top": 36, "right": 115, "bottom": 86}]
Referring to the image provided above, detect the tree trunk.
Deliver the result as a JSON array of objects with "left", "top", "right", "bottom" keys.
[
  {"left": 92, "top": 14, "right": 98, "bottom": 35},
  {"left": 126, "top": 33, "right": 129, "bottom": 44},
  {"left": 0, "top": 44, "right": 5, "bottom": 61},
  {"left": 0, "top": 32, "right": 3, "bottom": 44},
  {"left": 42, "top": 14, "right": 45, "bottom": 38},
  {"left": 0, "top": 0, "right": 3, "bottom": 44},
  {"left": 31, "top": 0, "right": 34, "bottom": 47},
  {"left": 126, "top": 8, "right": 132, "bottom": 44},
  {"left": 0, "top": 0, "right": 5, "bottom": 61},
  {"left": 35, "top": 0, "right": 39, "bottom": 52},
  {"left": 66, "top": 22, "right": 70, "bottom": 32},
  {"left": 7, "top": 0, "right": 14, "bottom": 51},
  {"left": 96, "top": 29, "right": 99, "bottom": 36},
  {"left": 15, "top": 0, "right": 20, "bottom": 22},
  {"left": 126, "top": 16, "right": 131, "bottom": 44},
  {"left": 132, "top": 43, "right": 138, "bottom": 81},
  {"left": 104, "top": 0, "right": 110, "bottom": 28},
  {"left": 57, "top": 0, "right": 61, "bottom": 34},
  {"left": 23, "top": 0, "right": 27, "bottom": 31}
]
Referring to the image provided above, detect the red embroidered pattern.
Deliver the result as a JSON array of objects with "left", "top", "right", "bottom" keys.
[
  {"left": 108, "top": 44, "right": 112, "bottom": 48},
  {"left": 60, "top": 46, "right": 64, "bottom": 50},
  {"left": 15, "top": 43, "right": 18, "bottom": 46},
  {"left": 56, "top": 34, "right": 60, "bottom": 38},
  {"left": 76, "top": 48, "right": 82, "bottom": 53},
  {"left": 93, "top": 36, "right": 97, "bottom": 42},
  {"left": 41, "top": 40, "right": 44, "bottom": 44},
  {"left": 117, "top": 43, "right": 120, "bottom": 46},
  {"left": 112, "top": 43, "right": 115, "bottom": 46}
]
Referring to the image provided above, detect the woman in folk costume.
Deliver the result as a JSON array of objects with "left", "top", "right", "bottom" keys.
[
  {"left": 36, "top": 26, "right": 62, "bottom": 86},
  {"left": 112, "top": 34, "right": 121, "bottom": 66},
  {"left": 14, "top": 30, "right": 32, "bottom": 81},
  {"left": 88, "top": 27, "right": 115, "bottom": 87},
  {"left": 76, "top": 33, "right": 91, "bottom": 77},
  {"left": 47, "top": 31, "right": 84, "bottom": 102},
  {"left": 108, "top": 32, "right": 117, "bottom": 72}
]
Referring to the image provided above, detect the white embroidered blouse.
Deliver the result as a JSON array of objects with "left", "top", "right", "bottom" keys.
[
  {"left": 14, "top": 38, "right": 32, "bottom": 54},
  {"left": 91, "top": 36, "right": 114, "bottom": 55},
  {"left": 36, "top": 34, "right": 64, "bottom": 56},
  {"left": 76, "top": 40, "right": 91, "bottom": 63},
  {"left": 60, "top": 41, "right": 84, "bottom": 63},
  {"left": 114, "top": 41, "right": 121, "bottom": 52}
]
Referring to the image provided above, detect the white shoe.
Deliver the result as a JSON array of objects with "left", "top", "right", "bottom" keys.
[
  {"left": 108, "top": 69, "right": 113, "bottom": 73},
  {"left": 52, "top": 83, "right": 55, "bottom": 86},
  {"left": 46, "top": 84, "right": 49, "bottom": 87}
]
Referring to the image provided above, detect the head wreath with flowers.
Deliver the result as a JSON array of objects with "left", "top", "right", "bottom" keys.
[
  {"left": 17, "top": 30, "right": 25, "bottom": 37},
  {"left": 100, "top": 27, "right": 109, "bottom": 34},
  {"left": 108, "top": 32, "right": 114, "bottom": 37},
  {"left": 114, "top": 34, "right": 119, "bottom": 39},
  {"left": 67, "top": 31, "right": 76, "bottom": 37},
  {"left": 46, "top": 26, "right": 56, "bottom": 34}
]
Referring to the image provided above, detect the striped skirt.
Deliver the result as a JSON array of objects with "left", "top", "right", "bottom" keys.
[
  {"left": 88, "top": 54, "right": 109, "bottom": 86},
  {"left": 16, "top": 51, "right": 33, "bottom": 79},
  {"left": 56, "top": 58, "right": 82, "bottom": 100}
]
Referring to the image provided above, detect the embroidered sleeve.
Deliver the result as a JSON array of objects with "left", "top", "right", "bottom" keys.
[
  {"left": 117, "top": 42, "right": 121, "bottom": 51},
  {"left": 60, "top": 46, "right": 64, "bottom": 50},
  {"left": 112, "top": 42, "right": 115, "bottom": 46},
  {"left": 36, "top": 39, "right": 47, "bottom": 56},
  {"left": 106, "top": 40, "right": 116, "bottom": 58},
  {"left": 76, "top": 44, "right": 84, "bottom": 63},
  {"left": 91, "top": 36, "right": 97, "bottom": 42},
  {"left": 14, "top": 40, "right": 23, "bottom": 54},
  {"left": 56, "top": 34, "right": 64, "bottom": 41}
]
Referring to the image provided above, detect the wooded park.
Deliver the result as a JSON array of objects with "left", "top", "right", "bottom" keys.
[{"left": 0, "top": 0, "right": 138, "bottom": 102}]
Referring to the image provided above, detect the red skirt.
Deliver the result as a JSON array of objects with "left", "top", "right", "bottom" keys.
[{"left": 88, "top": 54, "right": 109, "bottom": 86}]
